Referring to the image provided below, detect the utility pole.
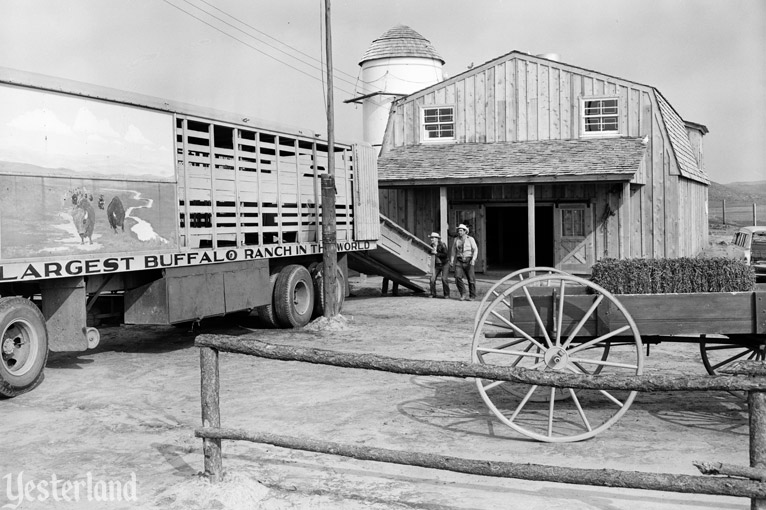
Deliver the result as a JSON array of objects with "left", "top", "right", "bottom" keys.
[{"left": 321, "top": 0, "right": 339, "bottom": 317}]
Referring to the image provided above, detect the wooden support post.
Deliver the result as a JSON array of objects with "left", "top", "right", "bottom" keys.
[
  {"left": 321, "top": 174, "right": 339, "bottom": 316},
  {"left": 439, "top": 186, "right": 448, "bottom": 241},
  {"left": 751, "top": 390, "right": 766, "bottom": 510},
  {"left": 527, "top": 184, "right": 536, "bottom": 268},
  {"left": 723, "top": 199, "right": 726, "bottom": 225},
  {"left": 755, "top": 203, "right": 758, "bottom": 227},
  {"left": 200, "top": 346, "right": 223, "bottom": 482}
]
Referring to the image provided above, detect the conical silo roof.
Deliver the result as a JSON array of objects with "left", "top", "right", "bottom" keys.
[{"left": 359, "top": 25, "right": 445, "bottom": 66}]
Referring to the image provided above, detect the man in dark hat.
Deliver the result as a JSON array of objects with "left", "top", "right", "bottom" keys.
[
  {"left": 450, "top": 224, "right": 478, "bottom": 301},
  {"left": 428, "top": 232, "right": 450, "bottom": 298}
]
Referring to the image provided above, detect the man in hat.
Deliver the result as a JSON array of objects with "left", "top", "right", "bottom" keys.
[
  {"left": 450, "top": 224, "right": 478, "bottom": 301},
  {"left": 428, "top": 232, "right": 450, "bottom": 298}
]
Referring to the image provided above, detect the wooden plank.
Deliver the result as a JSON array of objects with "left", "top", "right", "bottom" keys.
[
  {"left": 476, "top": 70, "right": 486, "bottom": 143},
  {"left": 550, "top": 67, "right": 560, "bottom": 139},
  {"left": 495, "top": 63, "right": 506, "bottom": 142},
  {"left": 455, "top": 79, "right": 465, "bottom": 142},
  {"left": 507, "top": 58, "right": 516, "bottom": 142},
  {"left": 486, "top": 67, "right": 496, "bottom": 143},
  {"left": 652, "top": 113, "right": 665, "bottom": 258},
  {"left": 527, "top": 61, "right": 538, "bottom": 141},
  {"left": 517, "top": 60, "right": 527, "bottom": 141},
  {"left": 539, "top": 64, "right": 549, "bottom": 140},
  {"left": 665, "top": 151, "right": 679, "bottom": 258},
  {"left": 465, "top": 75, "right": 476, "bottom": 143},
  {"left": 560, "top": 70, "right": 571, "bottom": 138},
  {"left": 571, "top": 74, "right": 581, "bottom": 138}
]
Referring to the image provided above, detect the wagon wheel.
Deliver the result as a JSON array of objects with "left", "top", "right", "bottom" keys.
[
  {"left": 473, "top": 267, "right": 568, "bottom": 330},
  {"left": 472, "top": 273, "right": 644, "bottom": 442},
  {"left": 700, "top": 334, "right": 766, "bottom": 398}
]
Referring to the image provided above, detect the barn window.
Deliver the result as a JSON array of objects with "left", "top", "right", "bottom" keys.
[
  {"left": 582, "top": 97, "right": 619, "bottom": 135},
  {"left": 561, "top": 208, "right": 586, "bottom": 237},
  {"left": 421, "top": 106, "right": 454, "bottom": 141}
]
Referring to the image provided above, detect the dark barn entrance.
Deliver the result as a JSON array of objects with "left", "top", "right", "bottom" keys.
[{"left": 485, "top": 206, "right": 554, "bottom": 271}]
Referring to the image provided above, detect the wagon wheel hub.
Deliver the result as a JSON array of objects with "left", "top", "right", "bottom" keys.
[
  {"left": 544, "top": 347, "right": 569, "bottom": 370},
  {"left": 2, "top": 336, "right": 16, "bottom": 356}
]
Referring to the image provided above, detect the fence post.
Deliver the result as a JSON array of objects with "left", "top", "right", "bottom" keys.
[
  {"left": 722, "top": 199, "right": 726, "bottom": 225},
  {"left": 754, "top": 203, "right": 758, "bottom": 226},
  {"left": 200, "top": 346, "right": 223, "bottom": 482}
]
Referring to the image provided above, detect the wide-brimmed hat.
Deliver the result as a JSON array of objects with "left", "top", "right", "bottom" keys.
[
  {"left": 428, "top": 232, "right": 440, "bottom": 238},
  {"left": 457, "top": 224, "right": 469, "bottom": 233}
]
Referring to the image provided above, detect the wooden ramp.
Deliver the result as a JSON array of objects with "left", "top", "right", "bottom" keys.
[{"left": 348, "top": 214, "right": 431, "bottom": 293}]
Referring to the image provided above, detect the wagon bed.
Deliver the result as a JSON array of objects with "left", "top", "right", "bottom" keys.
[{"left": 471, "top": 268, "right": 766, "bottom": 443}]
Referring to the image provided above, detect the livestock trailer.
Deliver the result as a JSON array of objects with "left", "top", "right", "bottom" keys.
[{"left": 0, "top": 68, "right": 380, "bottom": 397}]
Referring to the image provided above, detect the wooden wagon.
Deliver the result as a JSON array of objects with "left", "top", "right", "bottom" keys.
[{"left": 471, "top": 268, "right": 766, "bottom": 442}]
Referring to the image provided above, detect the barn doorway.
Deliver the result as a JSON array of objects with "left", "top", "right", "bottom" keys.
[{"left": 485, "top": 206, "right": 554, "bottom": 271}]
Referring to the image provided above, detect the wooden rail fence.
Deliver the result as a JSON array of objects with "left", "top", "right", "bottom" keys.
[{"left": 195, "top": 335, "right": 766, "bottom": 507}]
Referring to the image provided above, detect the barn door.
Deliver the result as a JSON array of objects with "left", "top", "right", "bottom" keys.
[
  {"left": 554, "top": 203, "right": 594, "bottom": 274},
  {"left": 449, "top": 204, "right": 486, "bottom": 273}
]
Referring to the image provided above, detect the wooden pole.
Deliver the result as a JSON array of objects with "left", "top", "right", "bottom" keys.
[
  {"left": 322, "top": 0, "right": 338, "bottom": 317},
  {"left": 755, "top": 203, "right": 758, "bottom": 226},
  {"left": 751, "top": 391, "right": 766, "bottom": 509},
  {"left": 527, "top": 184, "right": 536, "bottom": 268},
  {"left": 200, "top": 346, "right": 222, "bottom": 482},
  {"left": 723, "top": 199, "right": 727, "bottom": 225},
  {"left": 194, "top": 426, "right": 766, "bottom": 499}
]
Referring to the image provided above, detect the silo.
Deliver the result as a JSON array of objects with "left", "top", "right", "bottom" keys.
[{"left": 358, "top": 25, "right": 445, "bottom": 148}]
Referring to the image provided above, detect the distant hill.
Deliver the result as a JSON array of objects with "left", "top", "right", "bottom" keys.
[{"left": 708, "top": 180, "right": 766, "bottom": 204}]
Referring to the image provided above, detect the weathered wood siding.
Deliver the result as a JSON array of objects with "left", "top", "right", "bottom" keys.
[{"left": 381, "top": 53, "right": 708, "bottom": 261}]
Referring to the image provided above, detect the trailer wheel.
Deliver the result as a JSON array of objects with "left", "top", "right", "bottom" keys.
[
  {"left": 0, "top": 297, "right": 49, "bottom": 398},
  {"left": 256, "top": 273, "right": 281, "bottom": 328},
  {"left": 312, "top": 265, "right": 346, "bottom": 318},
  {"left": 274, "top": 265, "right": 314, "bottom": 328},
  {"left": 472, "top": 273, "right": 643, "bottom": 442}
]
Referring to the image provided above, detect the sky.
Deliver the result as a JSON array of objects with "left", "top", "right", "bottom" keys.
[{"left": 0, "top": 0, "right": 764, "bottom": 184}]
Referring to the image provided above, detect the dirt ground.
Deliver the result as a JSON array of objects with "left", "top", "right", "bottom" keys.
[{"left": 1, "top": 229, "right": 754, "bottom": 510}]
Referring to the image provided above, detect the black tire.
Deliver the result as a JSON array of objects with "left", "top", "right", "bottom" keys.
[
  {"left": 274, "top": 265, "right": 314, "bottom": 328},
  {"left": 312, "top": 265, "right": 346, "bottom": 318},
  {"left": 256, "top": 273, "right": 281, "bottom": 328},
  {"left": 0, "top": 297, "right": 49, "bottom": 398}
]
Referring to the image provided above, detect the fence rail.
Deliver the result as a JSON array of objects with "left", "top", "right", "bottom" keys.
[{"left": 195, "top": 335, "right": 766, "bottom": 506}]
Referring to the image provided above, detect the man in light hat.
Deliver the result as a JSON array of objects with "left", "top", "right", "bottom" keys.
[
  {"left": 450, "top": 224, "right": 478, "bottom": 301},
  {"left": 428, "top": 231, "right": 450, "bottom": 298}
]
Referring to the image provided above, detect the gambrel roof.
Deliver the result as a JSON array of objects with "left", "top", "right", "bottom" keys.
[
  {"left": 381, "top": 50, "right": 709, "bottom": 186},
  {"left": 656, "top": 91, "right": 710, "bottom": 184},
  {"left": 378, "top": 137, "right": 647, "bottom": 186}
]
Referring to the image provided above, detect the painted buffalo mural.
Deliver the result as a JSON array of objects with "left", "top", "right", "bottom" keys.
[
  {"left": 107, "top": 196, "right": 125, "bottom": 233},
  {"left": 72, "top": 198, "right": 96, "bottom": 244}
]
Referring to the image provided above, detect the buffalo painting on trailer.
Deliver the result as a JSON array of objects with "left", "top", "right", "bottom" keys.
[{"left": 0, "top": 84, "right": 179, "bottom": 260}]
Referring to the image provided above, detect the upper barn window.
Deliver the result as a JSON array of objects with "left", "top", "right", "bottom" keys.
[
  {"left": 582, "top": 97, "right": 620, "bottom": 135},
  {"left": 421, "top": 106, "right": 454, "bottom": 141}
]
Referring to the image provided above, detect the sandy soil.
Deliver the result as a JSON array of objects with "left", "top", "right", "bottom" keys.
[{"left": 0, "top": 264, "right": 753, "bottom": 510}]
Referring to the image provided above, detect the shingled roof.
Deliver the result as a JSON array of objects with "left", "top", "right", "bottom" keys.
[
  {"left": 378, "top": 138, "right": 648, "bottom": 186},
  {"left": 359, "top": 25, "right": 444, "bottom": 66},
  {"left": 655, "top": 91, "right": 710, "bottom": 185}
]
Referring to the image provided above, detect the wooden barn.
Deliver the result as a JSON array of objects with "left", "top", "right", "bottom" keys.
[{"left": 377, "top": 51, "right": 710, "bottom": 274}]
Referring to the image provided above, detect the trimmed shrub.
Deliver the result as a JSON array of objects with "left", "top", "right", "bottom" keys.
[{"left": 590, "top": 257, "right": 755, "bottom": 294}]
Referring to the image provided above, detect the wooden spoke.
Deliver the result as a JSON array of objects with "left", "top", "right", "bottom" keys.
[
  {"left": 567, "top": 325, "right": 632, "bottom": 355},
  {"left": 568, "top": 389, "right": 592, "bottom": 432},
  {"left": 561, "top": 294, "right": 604, "bottom": 350},
  {"left": 555, "top": 279, "right": 566, "bottom": 346},
  {"left": 522, "top": 285, "right": 553, "bottom": 348}
]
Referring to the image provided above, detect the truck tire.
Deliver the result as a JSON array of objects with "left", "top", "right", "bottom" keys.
[
  {"left": 256, "top": 273, "right": 281, "bottom": 328},
  {"left": 0, "top": 297, "right": 49, "bottom": 398},
  {"left": 312, "top": 265, "right": 346, "bottom": 318},
  {"left": 274, "top": 265, "right": 314, "bottom": 328}
]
